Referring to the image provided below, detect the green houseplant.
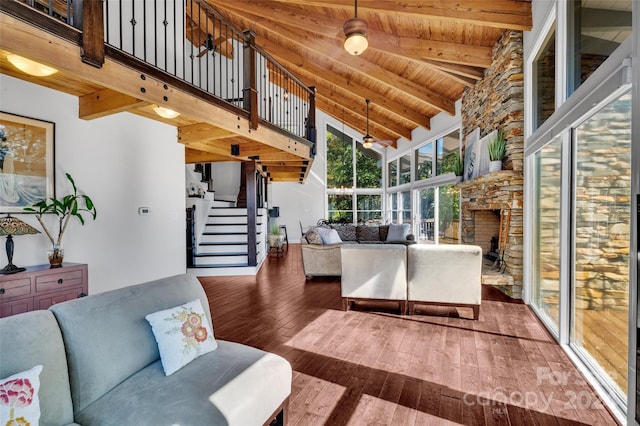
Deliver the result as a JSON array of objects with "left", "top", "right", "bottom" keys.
[
  {"left": 487, "top": 130, "right": 506, "bottom": 172},
  {"left": 24, "top": 173, "right": 97, "bottom": 266},
  {"left": 268, "top": 222, "right": 283, "bottom": 248}
]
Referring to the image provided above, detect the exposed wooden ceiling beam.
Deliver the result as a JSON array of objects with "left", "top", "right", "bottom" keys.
[
  {"left": 211, "top": 6, "right": 455, "bottom": 115},
  {"left": 185, "top": 148, "right": 235, "bottom": 163},
  {"left": 209, "top": 0, "right": 493, "bottom": 68},
  {"left": 177, "top": 123, "right": 236, "bottom": 144},
  {"left": 420, "top": 59, "right": 485, "bottom": 81},
  {"left": 315, "top": 94, "right": 402, "bottom": 144},
  {"left": 259, "top": 40, "right": 431, "bottom": 130},
  {"left": 79, "top": 88, "right": 149, "bottom": 120},
  {"left": 266, "top": 66, "right": 411, "bottom": 138},
  {"left": 268, "top": 0, "right": 533, "bottom": 31}
]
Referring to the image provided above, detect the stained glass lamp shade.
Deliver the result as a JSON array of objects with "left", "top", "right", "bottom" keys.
[{"left": 0, "top": 215, "right": 40, "bottom": 274}]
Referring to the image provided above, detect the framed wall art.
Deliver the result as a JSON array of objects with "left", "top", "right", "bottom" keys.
[
  {"left": 463, "top": 127, "right": 480, "bottom": 181},
  {"left": 0, "top": 112, "right": 55, "bottom": 213}
]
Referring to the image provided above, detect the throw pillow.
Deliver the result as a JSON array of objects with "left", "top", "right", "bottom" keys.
[
  {"left": 304, "top": 228, "right": 323, "bottom": 245},
  {"left": 145, "top": 299, "right": 218, "bottom": 376},
  {"left": 330, "top": 225, "right": 357, "bottom": 241},
  {"left": 316, "top": 227, "right": 342, "bottom": 244},
  {"left": 356, "top": 225, "right": 380, "bottom": 242},
  {"left": 379, "top": 225, "right": 390, "bottom": 241},
  {"left": 386, "top": 223, "right": 410, "bottom": 241},
  {"left": 0, "top": 365, "right": 42, "bottom": 426}
]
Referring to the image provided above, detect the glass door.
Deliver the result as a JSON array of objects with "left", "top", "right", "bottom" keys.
[
  {"left": 571, "top": 90, "right": 632, "bottom": 401},
  {"left": 416, "top": 187, "right": 435, "bottom": 243},
  {"left": 531, "top": 135, "right": 563, "bottom": 333}
]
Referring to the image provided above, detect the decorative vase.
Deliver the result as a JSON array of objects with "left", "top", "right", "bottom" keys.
[
  {"left": 48, "top": 245, "right": 64, "bottom": 268},
  {"left": 489, "top": 160, "right": 502, "bottom": 172},
  {"left": 268, "top": 234, "right": 281, "bottom": 248}
]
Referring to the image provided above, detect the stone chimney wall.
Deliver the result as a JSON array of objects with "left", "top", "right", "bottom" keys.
[{"left": 459, "top": 30, "right": 525, "bottom": 298}]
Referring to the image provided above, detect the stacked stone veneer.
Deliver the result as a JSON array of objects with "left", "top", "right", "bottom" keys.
[{"left": 460, "top": 30, "right": 525, "bottom": 298}]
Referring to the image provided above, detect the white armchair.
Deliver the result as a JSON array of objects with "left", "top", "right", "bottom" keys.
[
  {"left": 407, "top": 244, "right": 482, "bottom": 320},
  {"left": 340, "top": 244, "right": 408, "bottom": 313}
]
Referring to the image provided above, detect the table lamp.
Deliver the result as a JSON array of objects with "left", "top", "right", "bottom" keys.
[{"left": 0, "top": 215, "right": 40, "bottom": 274}]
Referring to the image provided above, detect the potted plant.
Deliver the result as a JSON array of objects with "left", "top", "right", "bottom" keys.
[
  {"left": 268, "top": 222, "right": 284, "bottom": 248},
  {"left": 487, "top": 130, "right": 506, "bottom": 172},
  {"left": 24, "top": 173, "right": 97, "bottom": 267}
]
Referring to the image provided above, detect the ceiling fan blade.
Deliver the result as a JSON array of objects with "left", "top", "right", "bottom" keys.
[
  {"left": 196, "top": 48, "right": 208, "bottom": 58},
  {"left": 376, "top": 139, "right": 394, "bottom": 147}
]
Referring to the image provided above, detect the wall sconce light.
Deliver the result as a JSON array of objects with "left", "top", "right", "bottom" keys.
[
  {"left": 343, "top": 0, "right": 368, "bottom": 56},
  {"left": 152, "top": 105, "right": 180, "bottom": 119},
  {"left": 6, "top": 54, "right": 58, "bottom": 77}
]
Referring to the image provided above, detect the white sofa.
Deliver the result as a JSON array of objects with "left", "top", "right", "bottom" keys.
[
  {"left": 340, "top": 244, "right": 483, "bottom": 320},
  {"left": 407, "top": 244, "right": 482, "bottom": 320},
  {"left": 340, "top": 244, "right": 408, "bottom": 313}
]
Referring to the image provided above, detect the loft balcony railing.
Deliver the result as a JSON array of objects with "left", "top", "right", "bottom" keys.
[{"left": 3, "top": 0, "right": 316, "bottom": 148}]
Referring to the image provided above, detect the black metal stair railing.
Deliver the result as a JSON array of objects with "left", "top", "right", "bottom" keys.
[{"left": 6, "top": 0, "right": 316, "bottom": 147}]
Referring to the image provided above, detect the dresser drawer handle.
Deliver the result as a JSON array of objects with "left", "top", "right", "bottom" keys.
[
  {"left": 58, "top": 278, "right": 64, "bottom": 284},
  {"left": 0, "top": 288, "right": 4, "bottom": 294}
]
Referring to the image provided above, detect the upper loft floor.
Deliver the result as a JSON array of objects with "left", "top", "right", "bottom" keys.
[{"left": 0, "top": 0, "right": 315, "bottom": 183}]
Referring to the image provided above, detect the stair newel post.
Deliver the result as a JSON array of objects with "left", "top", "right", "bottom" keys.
[
  {"left": 245, "top": 161, "right": 258, "bottom": 266},
  {"left": 243, "top": 30, "right": 258, "bottom": 131},
  {"left": 186, "top": 205, "right": 196, "bottom": 268},
  {"left": 306, "top": 86, "right": 317, "bottom": 157}
]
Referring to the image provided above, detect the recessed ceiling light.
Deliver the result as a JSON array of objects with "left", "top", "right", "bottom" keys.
[
  {"left": 6, "top": 54, "right": 58, "bottom": 77},
  {"left": 152, "top": 105, "right": 180, "bottom": 119}
]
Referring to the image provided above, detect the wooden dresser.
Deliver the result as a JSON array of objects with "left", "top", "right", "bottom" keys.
[{"left": 0, "top": 263, "right": 88, "bottom": 318}]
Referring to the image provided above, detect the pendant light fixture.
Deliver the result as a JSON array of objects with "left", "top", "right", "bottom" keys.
[
  {"left": 343, "top": 0, "right": 368, "bottom": 56},
  {"left": 362, "top": 99, "right": 374, "bottom": 149}
]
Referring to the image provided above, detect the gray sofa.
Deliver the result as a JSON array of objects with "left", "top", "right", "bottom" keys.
[
  {"left": 301, "top": 223, "right": 415, "bottom": 279},
  {"left": 0, "top": 274, "right": 291, "bottom": 426}
]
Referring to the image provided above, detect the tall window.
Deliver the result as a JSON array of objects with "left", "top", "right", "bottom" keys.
[
  {"left": 415, "top": 142, "right": 433, "bottom": 180},
  {"left": 399, "top": 154, "right": 411, "bottom": 184},
  {"left": 412, "top": 129, "right": 460, "bottom": 183},
  {"left": 533, "top": 27, "right": 556, "bottom": 130},
  {"left": 326, "top": 125, "right": 383, "bottom": 223},
  {"left": 531, "top": 135, "right": 563, "bottom": 332},
  {"left": 571, "top": 90, "right": 631, "bottom": 399},
  {"left": 567, "top": 1, "right": 632, "bottom": 96}
]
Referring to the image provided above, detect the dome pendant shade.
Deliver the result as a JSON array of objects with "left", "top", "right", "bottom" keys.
[
  {"left": 343, "top": 18, "right": 368, "bottom": 56},
  {"left": 362, "top": 135, "right": 374, "bottom": 149}
]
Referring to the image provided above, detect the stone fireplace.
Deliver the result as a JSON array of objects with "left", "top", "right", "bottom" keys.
[
  {"left": 459, "top": 30, "right": 525, "bottom": 298},
  {"left": 459, "top": 172, "right": 523, "bottom": 297}
]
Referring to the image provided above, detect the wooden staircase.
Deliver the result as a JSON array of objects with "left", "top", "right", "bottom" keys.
[{"left": 188, "top": 201, "right": 267, "bottom": 276}]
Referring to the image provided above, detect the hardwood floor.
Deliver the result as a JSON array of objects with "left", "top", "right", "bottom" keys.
[{"left": 198, "top": 244, "right": 619, "bottom": 425}]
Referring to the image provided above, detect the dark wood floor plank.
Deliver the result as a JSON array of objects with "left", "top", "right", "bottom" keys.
[{"left": 197, "top": 244, "right": 619, "bottom": 426}]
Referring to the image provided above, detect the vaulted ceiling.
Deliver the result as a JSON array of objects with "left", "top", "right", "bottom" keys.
[{"left": 207, "top": 0, "right": 532, "bottom": 148}]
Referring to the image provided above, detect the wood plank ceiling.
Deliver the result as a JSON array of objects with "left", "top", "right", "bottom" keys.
[{"left": 206, "top": 0, "right": 532, "bottom": 148}]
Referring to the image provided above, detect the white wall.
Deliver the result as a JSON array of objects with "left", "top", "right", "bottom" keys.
[
  {"left": 1, "top": 75, "right": 186, "bottom": 294},
  {"left": 271, "top": 103, "right": 462, "bottom": 242},
  {"left": 211, "top": 162, "right": 241, "bottom": 202}
]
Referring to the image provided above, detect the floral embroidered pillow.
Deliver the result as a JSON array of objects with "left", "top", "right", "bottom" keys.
[
  {"left": 0, "top": 365, "right": 42, "bottom": 426},
  {"left": 145, "top": 299, "right": 218, "bottom": 376}
]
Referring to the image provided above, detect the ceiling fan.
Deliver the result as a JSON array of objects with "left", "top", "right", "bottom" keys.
[
  {"left": 196, "top": 34, "right": 216, "bottom": 58},
  {"left": 362, "top": 99, "right": 392, "bottom": 148}
]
